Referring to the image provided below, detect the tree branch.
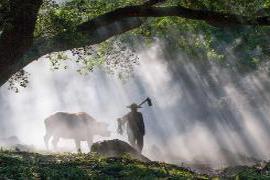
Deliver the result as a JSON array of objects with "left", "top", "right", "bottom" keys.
[
  {"left": 25, "top": 17, "right": 143, "bottom": 61},
  {"left": 2, "top": 1, "right": 270, "bottom": 86},
  {"left": 0, "top": 17, "right": 143, "bottom": 86},
  {"left": 78, "top": 5, "right": 270, "bottom": 34}
]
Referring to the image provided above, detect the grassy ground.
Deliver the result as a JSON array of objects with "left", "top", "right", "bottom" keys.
[
  {"left": 219, "top": 164, "right": 270, "bottom": 179},
  {"left": 1, "top": 150, "right": 270, "bottom": 179},
  {"left": 0, "top": 150, "right": 207, "bottom": 179}
]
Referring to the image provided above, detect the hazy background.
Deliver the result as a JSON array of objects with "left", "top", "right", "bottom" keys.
[{"left": 1, "top": 41, "right": 270, "bottom": 168}]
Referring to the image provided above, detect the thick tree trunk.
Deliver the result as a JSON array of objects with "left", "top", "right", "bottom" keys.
[{"left": 0, "top": 0, "right": 42, "bottom": 86}]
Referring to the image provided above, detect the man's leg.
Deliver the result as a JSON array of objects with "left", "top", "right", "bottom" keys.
[
  {"left": 128, "top": 131, "right": 136, "bottom": 149},
  {"left": 137, "top": 135, "right": 144, "bottom": 153}
]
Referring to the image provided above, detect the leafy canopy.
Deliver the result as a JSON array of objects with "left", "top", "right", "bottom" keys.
[
  {"left": 8, "top": 0, "right": 270, "bottom": 91},
  {"left": 36, "top": 0, "right": 270, "bottom": 70}
]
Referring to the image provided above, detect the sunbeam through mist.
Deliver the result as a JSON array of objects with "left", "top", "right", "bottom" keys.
[{"left": 1, "top": 41, "right": 270, "bottom": 168}]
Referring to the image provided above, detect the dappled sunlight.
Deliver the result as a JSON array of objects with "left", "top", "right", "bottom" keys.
[{"left": 1, "top": 41, "right": 270, "bottom": 169}]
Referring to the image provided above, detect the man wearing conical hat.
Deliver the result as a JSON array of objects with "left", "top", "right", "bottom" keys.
[{"left": 117, "top": 103, "right": 145, "bottom": 153}]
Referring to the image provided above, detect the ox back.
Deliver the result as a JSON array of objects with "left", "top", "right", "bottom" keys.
[{"left": 44, "top": 112, "right": 95, "bottom": 140}]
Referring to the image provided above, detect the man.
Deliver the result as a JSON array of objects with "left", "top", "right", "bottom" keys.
[{"left": 117, "top": 103, "right": 145, "bottom": 153}]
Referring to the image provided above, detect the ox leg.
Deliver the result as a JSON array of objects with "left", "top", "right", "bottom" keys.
[
  {"left": 52, "top": 136, "right": 59, "bottom": 151},
  {"left": 87, "top": 139, "right": 93, "bottom": 152},
  {"left": 75, "top": 139, "right": 81, "bottom": 153},
  {"left": 44, "top": 133, "right": 51, "bottom": 150}
]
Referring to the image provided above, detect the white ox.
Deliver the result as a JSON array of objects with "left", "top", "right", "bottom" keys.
[{"left": 44, "top": 112, "right": 110, "bottom": 152}]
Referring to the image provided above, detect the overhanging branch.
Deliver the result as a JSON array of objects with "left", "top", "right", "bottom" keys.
[
  {"left": 2, "top": 0, "right": 270, "bottom": 87},
  {"left": 0, "top": 17, "right": 143, "bottom": 86},
  {"left": 78, "top": 5, "right": 270, "bottom": 34}
]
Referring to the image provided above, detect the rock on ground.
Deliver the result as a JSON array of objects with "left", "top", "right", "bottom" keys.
[{"left": 91, "top": 139, "right": 150, "bottom": 162}]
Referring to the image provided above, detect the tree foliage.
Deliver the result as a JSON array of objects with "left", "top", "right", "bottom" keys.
[
  {"left": 2, "top": 0, "right": 270, "bottom": 90},
  {"left": 36, "top": 0, "right": 270, "bottom": 71}
]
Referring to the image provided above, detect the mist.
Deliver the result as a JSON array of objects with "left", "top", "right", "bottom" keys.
[{"left": 1, "top": 40, "right": 270, "bottom": 168}]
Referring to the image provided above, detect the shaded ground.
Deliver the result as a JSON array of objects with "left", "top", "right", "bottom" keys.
[
  {"left": 0, "top": 150, "right": 206, "bottom": 179},
  {"left": 0, "top": 150, "right": 270, "bottom": 179}
]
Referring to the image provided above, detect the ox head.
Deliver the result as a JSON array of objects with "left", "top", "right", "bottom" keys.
[{"left": 93, "top": 121, "right": 111, "bottom": 137}]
